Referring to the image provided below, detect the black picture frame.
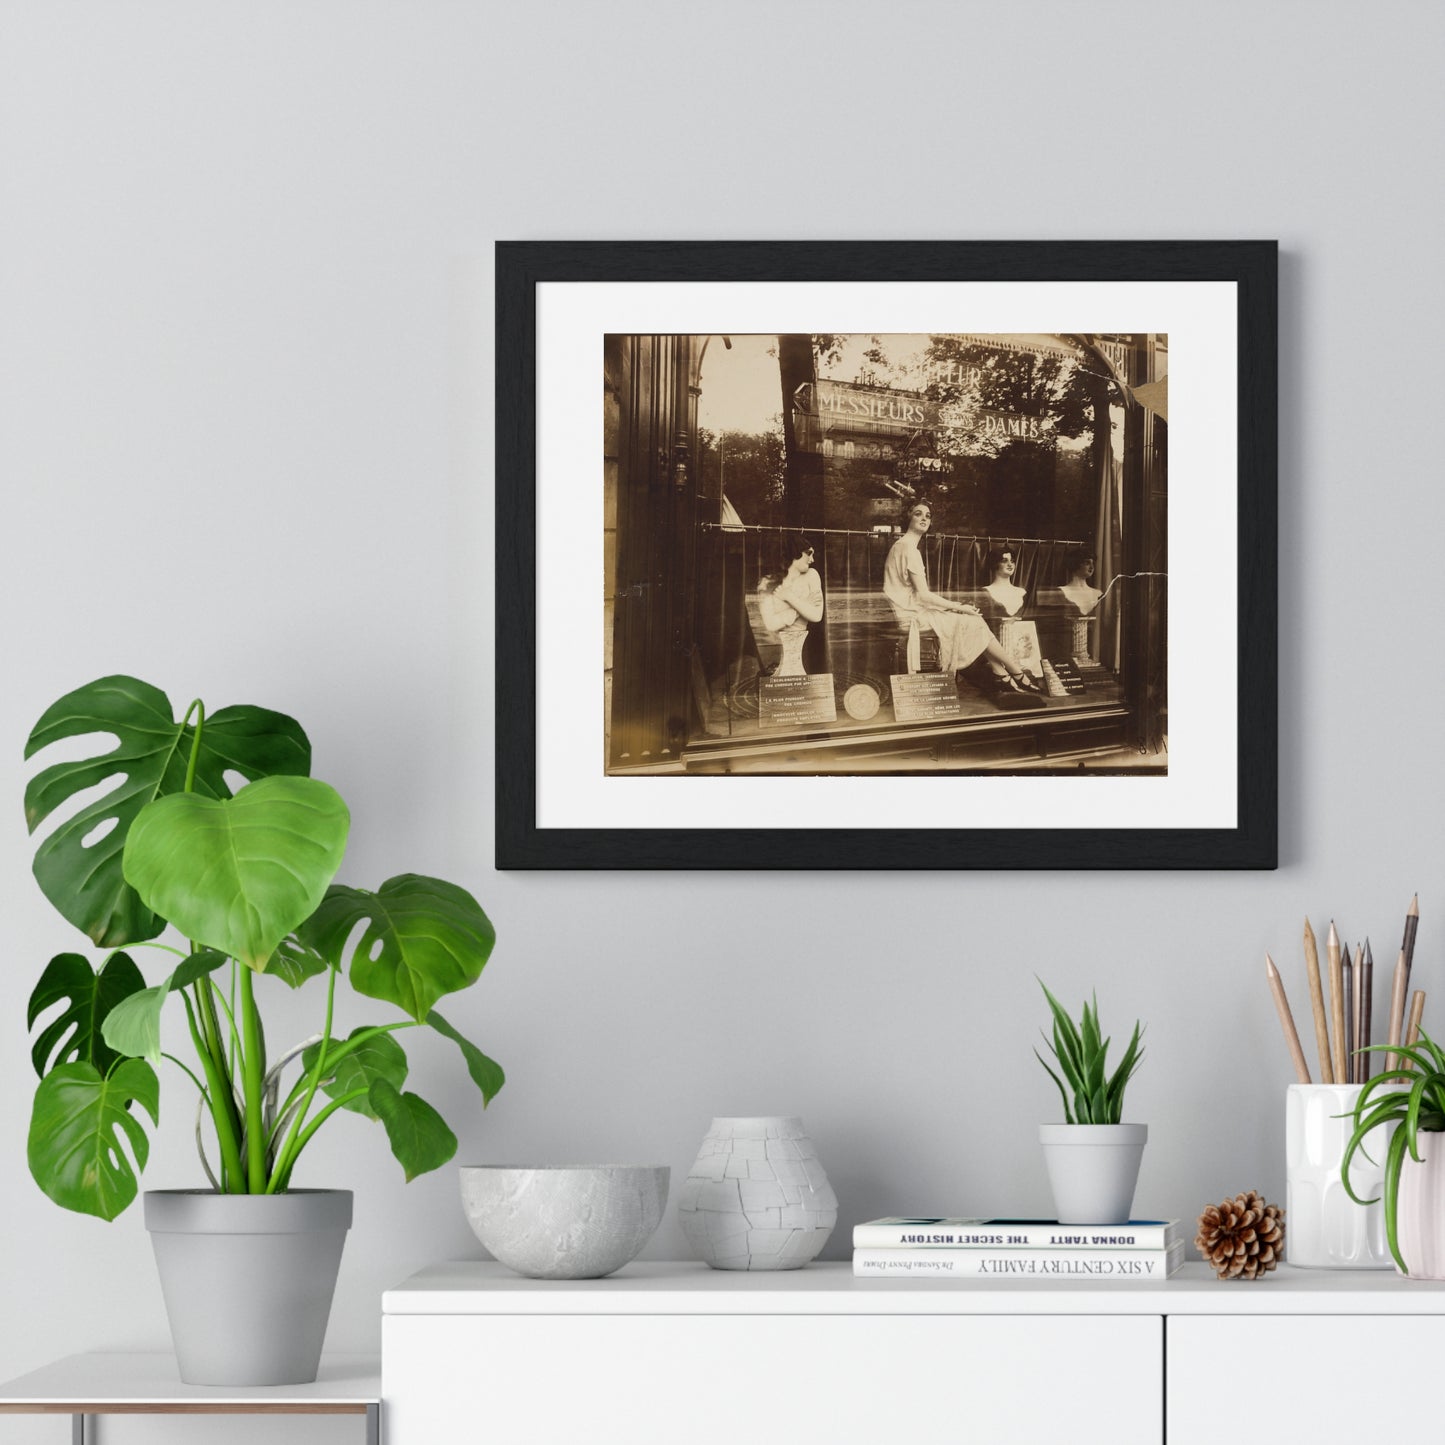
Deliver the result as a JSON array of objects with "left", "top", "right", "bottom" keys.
[{"left": 496, "top": 240, "right": 1277, "bottom": 870}]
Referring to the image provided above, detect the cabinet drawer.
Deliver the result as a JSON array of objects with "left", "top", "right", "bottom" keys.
[
  {"left": 385, "top": 1313, "right": 1161, "bottom": 1444},
  {"left": 1168, "top": 1315, "right": 1445, "bottom": 1441}
]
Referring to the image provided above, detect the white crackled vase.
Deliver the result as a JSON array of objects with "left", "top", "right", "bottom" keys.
[{"left": 677, "top": 1116, "right": 837, "bottom": 1270}]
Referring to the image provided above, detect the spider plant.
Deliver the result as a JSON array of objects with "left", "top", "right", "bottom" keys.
[
  {"left": 1341, "top": 1029, "right": 1445, "bottom": 1274},
  {"left": 1034, "top": 980, "right": 1145, "bottom": 1125}
]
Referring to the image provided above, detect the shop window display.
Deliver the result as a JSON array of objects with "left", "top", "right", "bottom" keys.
[{"left": 604, "top": 332, "right": 1166, "bottom": 776}]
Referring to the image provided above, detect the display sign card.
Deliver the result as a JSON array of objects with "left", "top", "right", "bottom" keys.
[
  {"left": 759, "top": 674, "right": 838, "bottom": 728},
  {"left": 890, "top": 673, "right": 964, "bottom": 722},
  {"left": 1006, "top": 620, "right": 1044, "bottom": 677},
  {"left": 1049, "top": 659, "right": 1087, "bottom": 694}
]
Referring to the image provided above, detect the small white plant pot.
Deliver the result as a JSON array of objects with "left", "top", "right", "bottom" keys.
[
  {"left": 1039, "top": 1123, "right": 1147, "bottom": 1225},
  {"left": 1396, "top": 1128, "right": 1445, "bottom": 1279}
]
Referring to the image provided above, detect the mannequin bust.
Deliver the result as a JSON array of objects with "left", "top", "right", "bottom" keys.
[
  {"left": 1060, "top": 552, "right": 1102, "bottom": 615},
  {"left": 983, "top": 545, "right": 1026, "bottom": 617}
]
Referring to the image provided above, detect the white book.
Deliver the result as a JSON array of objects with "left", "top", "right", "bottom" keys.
[
  {"left": 853, "top": 1240, "right": 1187, "bottom": 1280},
  {"left": 852, "top": 1217, "right": 1182, "bottom": 1250}
]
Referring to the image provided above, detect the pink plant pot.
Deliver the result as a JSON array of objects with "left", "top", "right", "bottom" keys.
[{"left": 1396, "top": 1128, "right": 1445, "bottom": 1279}]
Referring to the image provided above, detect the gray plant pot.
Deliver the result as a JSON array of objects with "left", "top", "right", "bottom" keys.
[
  {"left": 144, "top": 1189, "right": 352, "bottom": 1385},
  {"left": 1039, "top": 1123, "right": 1147, "bottom": 1224}
]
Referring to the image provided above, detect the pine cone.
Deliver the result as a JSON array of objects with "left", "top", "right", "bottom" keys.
[{"left": 1195, "top": 1189, "right": 1285, "bottom": 1280}]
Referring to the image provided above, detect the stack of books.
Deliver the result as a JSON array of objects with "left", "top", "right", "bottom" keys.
[{"left": 852, "top": 1217, "right": 1186, "bottom": 1279}]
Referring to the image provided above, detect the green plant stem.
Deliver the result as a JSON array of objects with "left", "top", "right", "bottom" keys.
[
  {"left": 227, "top": 960, "right": 238, "bottom": 1076},
  {"left": 192, "top": 979, "right": 242, "bottom": 1167},
  {"left": 142, "top": 697, "right": 205, "bottom": 808},
  {"left": 237, "top": 966, "right": 268, "bottom": 1191},
  {"left": 311, "top": 1018, "right": 419, "bottom": 1073},
  {"left": 174, "top": 696, "right": 249, "bottom": 1191},
  {"left": 206, "top": 974, "right": 240, "bottom": 1056},
  {"left": 267, "top": 1017, "right": 423, "bottom": 1189},
  {"left": 272, "top": 1018, "right": 421, "bottom": 1144},
  {"left": 179, "top": 988, "right": 244, "bottom": 1191},
  {"left": 267, "top": 961, "right": 341, "bottom": 1192},
  {"left": 118, "top": 941, "right": 189, "bottom": 960},
  {"left": 161, "top": 1051, "right": 210, "bottom": 1099},
  {"left": 271, "top": 1088, "right": 371, "bottom": 1192},
  {"left": 180, "top": 699, "right": 206, "bottom": 792},
  {"left": 271, "top": 1072, "right": 317, "bottom": 1141}
]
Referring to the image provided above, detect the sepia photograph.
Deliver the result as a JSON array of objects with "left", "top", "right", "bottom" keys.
[{"left": 604, "top": 330, "right": 1168, "bottom": 777}]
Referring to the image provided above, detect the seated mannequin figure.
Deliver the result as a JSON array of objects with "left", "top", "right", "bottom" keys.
[
  {"left": 883, "top": 502, "right": 1040, "bottom": 700},
  {"left": 757, "top": 533, "right": 824, "bottom": 677}
]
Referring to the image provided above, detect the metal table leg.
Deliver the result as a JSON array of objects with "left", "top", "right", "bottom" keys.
[{"left": 64, "top": 1402, "right": 377, "bottom": 1443}]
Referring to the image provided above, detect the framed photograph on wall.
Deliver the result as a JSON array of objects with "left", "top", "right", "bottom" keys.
[{"left": 495, "top": 240, "right": 1276, "bottom": 869}]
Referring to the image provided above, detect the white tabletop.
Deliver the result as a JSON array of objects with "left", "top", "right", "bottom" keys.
[
  {"left": 0, "top": 1353, "right": 380, "bottom": 1411},
  {"left": 383, "top": 1259, "right": 1445, "bottom": 1316}
]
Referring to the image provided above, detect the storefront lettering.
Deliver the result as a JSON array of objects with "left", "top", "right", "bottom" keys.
[
  {"left": 810, "top": 381, "right": 929, "bottom": 426},
  {"left": 799, "top": 380, "right": 1046, "bottom": 443},
  {"left": 794, "top": 381, "right": 930, "bottom": 433},
  {"left": 925, "top": 360, "right": 984, "bottom": 389},
  {"left": 980, "top": 411, "right": 1045, "bottom": 439}
]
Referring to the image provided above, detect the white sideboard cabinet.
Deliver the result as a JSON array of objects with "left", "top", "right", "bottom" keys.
[{"left": 383, "top": 1261, "right": 1445, "bottom": 1444}]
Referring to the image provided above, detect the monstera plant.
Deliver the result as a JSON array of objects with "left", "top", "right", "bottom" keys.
[{"left": 24, "top": 675, "right": 503, "bottom": 1220}]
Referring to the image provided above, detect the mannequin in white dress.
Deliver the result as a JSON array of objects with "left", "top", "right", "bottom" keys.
[{"left": 883, "top": 504, "right": 1039, "bottom": 697}]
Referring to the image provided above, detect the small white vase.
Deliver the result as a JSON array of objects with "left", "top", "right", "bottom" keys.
[
  {"left": 1039, "top": 1123, "right": 1147, "bottom": 1224},
  {"left": 1285, "top": 1083, "right": 1393, "bottom": 1269},
  {"left": 1396, "top": 1128, "right": 1445, "bottom": 1279},
  {"left": 676, "top": 1116, "right": 837, "bottom": 1270}
]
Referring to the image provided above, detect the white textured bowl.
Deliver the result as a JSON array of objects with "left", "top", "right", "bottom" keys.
[{"left": 459, "top": 1165, "right": 670, "bottom": 1279}]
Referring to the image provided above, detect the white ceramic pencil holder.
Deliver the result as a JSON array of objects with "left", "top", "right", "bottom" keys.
[{"left": 1285, "top": 1083, "right": 1394, "bottom": 1269}]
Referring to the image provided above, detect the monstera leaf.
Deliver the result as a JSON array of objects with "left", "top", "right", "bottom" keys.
[
  {"left": 122, "top": 777, "right": 350, "bottom": 970},
  {"left": 28, "top": 1058, "right": 160, "bottom": 1220},
  {"left": 27, "top": 951, "right": 146, "bottom": 1079},
  {"left": 298, "top": 874, "right": 496, "bottom": 1022},
  {"left": 24, "top": 676, "right": 310, "bottom": 947},
  {"left": 100, "top": 951, "right": 229, "bottom": 1066},
  {"left": 368, "top": 1077, "right": 457, "bottom": 1181},
  {"left": 427, "top": 1010, "right": 505, "bottom": 1105},
  {"left": 302, "top": 1028, "right": 409, "bottom": 1120},
  {"left": 267, "top": 932, "right": 333, "bottom": 989}
]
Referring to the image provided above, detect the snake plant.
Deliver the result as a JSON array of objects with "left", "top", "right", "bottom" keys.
[{"left": 1034, "top": 980, "right": 1145, "bottom": 1125}]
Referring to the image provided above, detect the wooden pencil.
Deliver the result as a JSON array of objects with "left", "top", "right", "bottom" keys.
[
  {"left": 1303, "top": 918, "right": 1333, "bottom": 1083},
  {"left": 1328, "top": 921, "right": 1347, "bottom": 1084},
  {"left": 1266, "top": 953, "right": 1311, "bottom": 1084},
  {"left": 1401, "top": 894, "right": 1420, "bottom": 1015},
  {"left": 1360, "top": 939, "right": 1374, "bottom": 1084},
  {"left": 1401, "top": 990, "right": 1427, "bottom": 1072},
  {"left": 1351, "top": 944, "right": 1364, "bottom": 1084},
  {"left": 1386, "top": 949, "right": 1408, "bottom": 1074},
  {"left": 1342, "top": 945, "right": 1355, "bottom": 1084}
]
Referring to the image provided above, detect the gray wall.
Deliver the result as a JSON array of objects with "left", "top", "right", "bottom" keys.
[{"left": 2, "top": 2, "right": 1441, "bottom": 1439}]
